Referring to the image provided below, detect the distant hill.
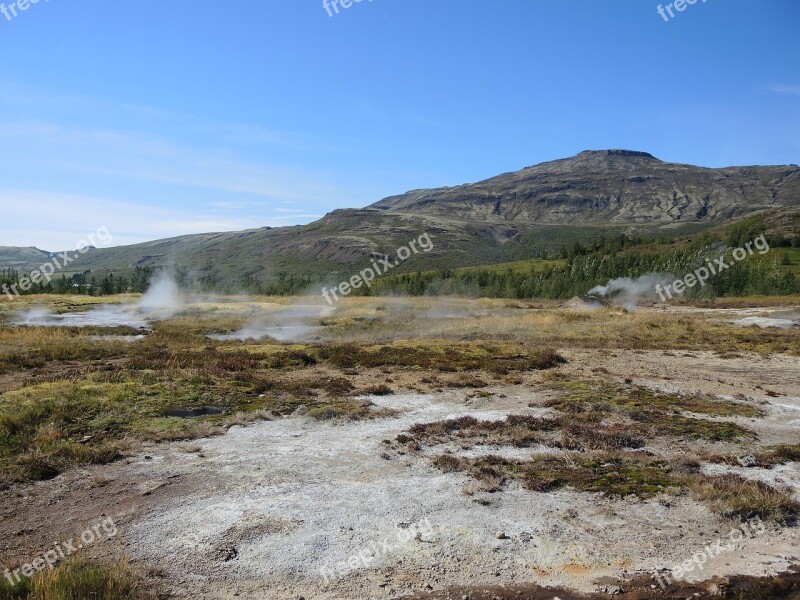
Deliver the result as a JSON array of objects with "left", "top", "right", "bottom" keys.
[
  {"left": 0, "top": 246, "right": 53, "bottom": 270},
  {"left": 3, "top": 150, "right": 799, "bottom": 287}
]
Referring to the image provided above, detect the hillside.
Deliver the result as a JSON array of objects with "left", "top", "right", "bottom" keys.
[
  {"left": 371, "top": 150, "right": 800, "bottom": 226},
  {"left": 3, "top": 150, "right": 799, "bottom": 288},
  {"left": 370, "top": 206, "right": 800, "bottom": 300},
  {"left": 0, "top": 246, "right": 52, "bottom": 270}
]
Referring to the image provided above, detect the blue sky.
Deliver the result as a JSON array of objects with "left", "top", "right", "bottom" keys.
[{"left": 0, "top": 0, "right": 798, "bottom": 249}]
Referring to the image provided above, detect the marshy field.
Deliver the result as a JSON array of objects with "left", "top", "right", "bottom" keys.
[{"left": 0, "top": 293, "right": 799, "bottom": 599}]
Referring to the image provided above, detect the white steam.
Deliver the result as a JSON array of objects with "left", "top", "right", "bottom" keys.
[
  {"left": 138, "top": 274, "right": 182, "bottom": 314},
  {"left": 13, "top": 273, "right": 186, "bottom": 328},
  {"left": 589, "top": 273, "right": 675, "bottom": 310},
  {"left": 208, "top": 303, "right": 335, "bottom": 342}
]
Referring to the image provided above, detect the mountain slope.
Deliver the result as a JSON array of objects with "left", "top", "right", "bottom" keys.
[
  {"left": 0, "top": 247, "right": 54, "bottom": 270},
  {"left": 370, "top": 150, "right": 800, "bottom": 226},
  {"left": 3, "top": 150, "right": 799, "bottom": 286}
]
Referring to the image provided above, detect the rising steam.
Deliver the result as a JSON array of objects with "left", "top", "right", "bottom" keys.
[
  {"left": 138, "top": 273, "right": 183, "bottom": 316},
  {"left": 589, "top": 272, "right": 675, "bottom": 310}
]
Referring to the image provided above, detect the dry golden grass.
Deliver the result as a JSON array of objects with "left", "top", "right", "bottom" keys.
[
  {"left": 686, "top": 473, "right": 800, "bottom": 524},
  {"left": 0, "top": 559, "right": 155, "bottom": 600},
  {"left": 323, "top": 297, "right": 800, "bottom": 355},
  {"left": 1, "top": 294, "right": 796, "bottom": 489}
]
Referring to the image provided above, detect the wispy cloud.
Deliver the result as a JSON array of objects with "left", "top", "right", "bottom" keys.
[
  {"left": 0, "top": 88, "right": 362, "bottom": 247},
  {"left": 0, "top": 81, "right": 399, "bottom": 248},
  {"left": 0, "top": 188, "right": 321, "bottom": 249},
  {"left": 766, "top": 84, "right": 800, "bottom": 97},
  {"left": 0, "top": 120, "right": 338, "bottom": 201}
]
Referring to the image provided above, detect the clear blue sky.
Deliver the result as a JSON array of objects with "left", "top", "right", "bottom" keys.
[{"left": 0, "top": 0, "right": 798, "bottom": 249}]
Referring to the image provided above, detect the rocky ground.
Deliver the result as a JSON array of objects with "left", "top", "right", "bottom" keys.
[{"left": 2, "top": 340, "right": 798, "bottom": 599}]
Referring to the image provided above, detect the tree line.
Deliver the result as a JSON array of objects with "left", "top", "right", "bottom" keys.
[
  {"left": 368, "top": 232, "right": 799, "bottom": 300},
  {"left": 2, "top": 230, "right": 797, "bottom": 300},
  {"left": 1, "top": 266, "right": 154, "bottom": 297},
  {"left": 0, "top": 266, "right": 312, "bottom": 298}
]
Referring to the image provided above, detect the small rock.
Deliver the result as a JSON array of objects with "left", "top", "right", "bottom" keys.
[
  {"left": 495, "top": 531, "right": 508, "bottom": 539},
  {"left": 215, "top": 544, "right": 238, "bottom": 562},
  {"left": 737, "top": 455, "right": 758, "bottom": 467},
  {"left": 603, "top": 585, "right": 624, "bottom": 595}
]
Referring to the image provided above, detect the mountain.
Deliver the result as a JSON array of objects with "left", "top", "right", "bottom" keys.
[
  {"left": 0, "top": 247, "right": 53, "bottom": 270},
  {"left": 370, "top": 150, "right": 800, "bottom": 226},
  {"left": 3, "top": 150, "right": 799, "bottom": 287}
]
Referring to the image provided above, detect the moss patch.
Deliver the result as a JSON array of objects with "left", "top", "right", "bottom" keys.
[
  {"left": 545, "top": 380, "right": 758, "bottom": 442},
  {"left": 429, "top": 452, "right": 676, "bottom": 499},
  {"left": 317, "top": 342, "right": 565, "bottom": 374}
]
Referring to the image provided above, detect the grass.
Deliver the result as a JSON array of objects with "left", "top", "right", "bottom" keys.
[
  {"left": 408, "top": 416, "right": 798, "bottom": 522},
  {"left": 305, "top": 398, "right": 396, "bottom": 420},
  {"left": 0, "top": 301, "right": 569, "bottom": 486},
  {"left": 408, "top": 415, "right": 561, "bottom": 449},
  {"left": 753, "top": 444, "right": 800, "bottom": 468},
  {"left": 0, "top": 368, "right": 394, "bottom": 485},
  {"left": 544, "top": 380, "right": 758, "bottom": 442},
  {"left": 317, "top": 341, "right": 566, "bottom": 373},
  {"left": 686, "top": 473, "right": 799, "bottom": 524},
  {"left": 707, "top": 443, "right": 800, "bottom": 469},
  {"left": 548, "top": 379, "right": 763, "bottom": 418},
  {"left": 1, "top": 294, "right": 794, "bottom": 527},
  {"left": 427, "top": 452, "right": 677, "bottom": 498},
  {"left": 517, "top": 454, "right": 675, "bottom": 497},
  {"left": 396, "top": 375, "right": 795, "bottom": 522},
  {"left": 0, "top": 560, "right": 150, "bottom": 600},
  {"left": 322, "top": 298, "right": 800, "bottom": 356},
  {"left": 405, "top": 415, "right": 644, "bottom": 452},
  {"left": 0, "top": 327, "right": 131, "bottom": 375}
]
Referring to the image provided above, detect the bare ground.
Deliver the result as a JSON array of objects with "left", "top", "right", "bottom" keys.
[{"left": 1, "top": 345, "right": 799, "bottom": 599}]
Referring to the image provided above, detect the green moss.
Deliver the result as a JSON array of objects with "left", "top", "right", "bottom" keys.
[
  {"left": 316, "top": 341, "right": 565, "bottom": 373},
  {"left": 553, "top": 380, "right": 762, "bottom": 418},
  {"left": 440, "top": 453, "right": 676, "bottom": 498},
  {"left": 406, "top": 415, "right": 560, "bottom": 448},
  {"left": 649, "top": 414, "right": 752, "bottom": 442},
  {"left": 306, "top": 399, "right": 375, "bottom": 421},
  {"left": 547, "top": 380, "right": 758, "bottom": 441}
]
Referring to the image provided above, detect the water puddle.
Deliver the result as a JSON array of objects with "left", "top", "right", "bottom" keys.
[
  {"left": 206, "top": 305, "right": 331, "bottom": 342},
  {"left": 13, "top": 306, "right": 152, "bottom": 329},
  {"left": 731, "top": 316, "right": 798, "bottom": 329}
]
